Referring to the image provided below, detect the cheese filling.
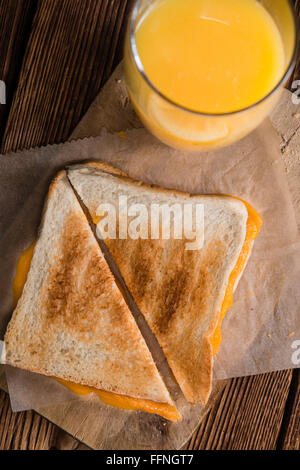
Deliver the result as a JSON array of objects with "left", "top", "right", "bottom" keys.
[
  {"left": 12, "top": 199, "right": 262, "bottom": 415},
  {"left": 12, "top": 242, "right": 36, "bottom": 307}
]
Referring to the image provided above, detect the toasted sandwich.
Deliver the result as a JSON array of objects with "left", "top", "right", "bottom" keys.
[
  {"left": 4, "top": 171, "right": 179, "bottom": 421},
  {"left": 68, "top": 162, "right": 262, "bottom": 405}
]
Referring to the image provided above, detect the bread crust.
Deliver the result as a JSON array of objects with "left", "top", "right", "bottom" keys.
[
  {"left": 4, "top": 171, "right": 174, "bottom": 406},
  {"left": 68, "top": 162, "right": 250, "bottom": 404}
]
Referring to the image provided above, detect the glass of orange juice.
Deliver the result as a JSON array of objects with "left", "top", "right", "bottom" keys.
[{"left": 124, "top": 0, "right": 298, "bottom": 151}]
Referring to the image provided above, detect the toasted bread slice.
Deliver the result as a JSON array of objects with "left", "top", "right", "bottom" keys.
[
  {"left": 68, "top": 162, "right": 259, "bottom": 404},
  {"left": 4, "top": 171, "right": 175, "bottom": 410}
]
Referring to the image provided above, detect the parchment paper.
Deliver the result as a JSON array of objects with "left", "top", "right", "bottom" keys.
[{"left": 0, "top": 73, "right": 299, "bottom": 412}]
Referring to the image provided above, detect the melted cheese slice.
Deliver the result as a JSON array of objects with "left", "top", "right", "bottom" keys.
[
  {"left": 55, "top": 378, "right": 180, "bottom": 421},
  {"left": 12, "top": 199, "right": 262, "bottom": 414}
]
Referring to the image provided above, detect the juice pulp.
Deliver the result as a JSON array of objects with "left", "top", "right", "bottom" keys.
[{"left": 129, "top": 0, "right": 285, "bottom": 149}]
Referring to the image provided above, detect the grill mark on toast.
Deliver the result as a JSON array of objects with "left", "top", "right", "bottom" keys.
[
  {"left": 44, "top": 214, "right": 112, "bottom": 339},
  {"left": 153, "top": 240, "right": 226, "bottom": 335}
]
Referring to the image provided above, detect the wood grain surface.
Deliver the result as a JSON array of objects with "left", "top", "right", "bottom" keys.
[
  {"left": 0, "top": 0, "right": 37, "bottom": 143},
  {"left": 0, "top": 0, "right": 299, "bottom": 450}
]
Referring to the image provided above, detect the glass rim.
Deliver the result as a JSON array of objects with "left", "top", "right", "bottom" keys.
[{"left": 129, "top": 0, "right": 299, "bottom": 117}]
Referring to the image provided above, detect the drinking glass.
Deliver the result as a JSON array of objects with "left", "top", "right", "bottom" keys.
[{"left": 124, "top": 0, "right": 298, "bottom": 151}]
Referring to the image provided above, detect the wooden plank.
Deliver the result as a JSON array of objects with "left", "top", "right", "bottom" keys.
[
  {"left": 185, "top": 61, "right": 300, "bottom": 451},
  {"left": 0, "top": 0, "right": 37, "bottom": 142},
  {"left": 289, "top": 0, "right": 300, "bottom": 88},
  {"left": 0, "top": 0, "right": 134, "bottom": 451}
]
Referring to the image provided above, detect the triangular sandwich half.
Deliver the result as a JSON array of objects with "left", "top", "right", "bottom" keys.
[
  {"left": 4, "top": 171, "right": 179, "bottom": 421},
  {"left": 68, "top": 162, "right": 262, "bottom": 405}
]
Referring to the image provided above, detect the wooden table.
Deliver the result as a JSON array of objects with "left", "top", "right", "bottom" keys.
[{"left": 0, "top": 0, "right": 299, "bottom": 451}]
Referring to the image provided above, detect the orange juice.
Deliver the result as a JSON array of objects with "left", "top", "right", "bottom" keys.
[
  {"left": 136, "top": 0, "right": 285, "bottom": 114},
  {"left": 125, "top": 0, "right": 289, "bottom": 150}
]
